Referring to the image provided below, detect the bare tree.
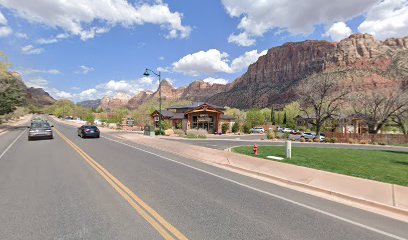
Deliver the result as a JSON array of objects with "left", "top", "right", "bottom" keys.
[
  {"left": 392, "top": 109, "right": 408, "bottom": 134},
  {"left": 298, "top": 72, "right": 350, "bottom": 138},
  {"left": 352, "top": 84, "right": 408, "bottom": 134}
]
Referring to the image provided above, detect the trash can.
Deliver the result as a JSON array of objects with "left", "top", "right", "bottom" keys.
[{"left": 144, "top": 125, "right": 155, "bottom": 136}]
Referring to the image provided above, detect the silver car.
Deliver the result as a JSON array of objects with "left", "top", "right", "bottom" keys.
[{"left": 28, "top": 122, "right": 54, "bottom": 140}]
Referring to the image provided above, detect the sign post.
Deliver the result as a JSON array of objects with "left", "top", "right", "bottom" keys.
[{"left": 285, "top": 140, "right": 292, "bottom": 159}]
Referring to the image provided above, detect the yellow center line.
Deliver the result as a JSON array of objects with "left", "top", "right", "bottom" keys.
[{"left": 54, "top": 128, "right": 188, "bottom": 240}]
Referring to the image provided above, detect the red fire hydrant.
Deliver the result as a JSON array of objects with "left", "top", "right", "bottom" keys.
[{"left": 253, "top": 144, "right": 258, "bottom": 155}]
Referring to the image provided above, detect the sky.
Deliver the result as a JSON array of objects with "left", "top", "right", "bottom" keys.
[{"left": 0, "top": 0, "right": 407, "bottom": 102}]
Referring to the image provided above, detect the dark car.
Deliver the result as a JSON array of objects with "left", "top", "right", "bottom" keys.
[
  {"left": 28, "top": 121, "right": 53, "bottom": 140},
  {"left": 78, "top": 125, "right": 100, "bottom": 138}
]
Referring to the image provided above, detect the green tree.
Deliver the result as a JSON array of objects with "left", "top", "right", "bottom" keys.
[
  {"left": 271, "top": 107, "right": 276, "bottom": 125},
  {"left": 0, "top": 74, "right": 26, "bottom": 116},
  {"left": 246, "top": 109, "right": 265, "bottom": 127},
  {"left": 84, "top": 114, "right": 95, "bottom": 124}
]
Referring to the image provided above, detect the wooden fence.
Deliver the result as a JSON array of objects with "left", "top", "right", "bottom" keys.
[{"left": 326, "top": 132, "right": 408, "bottom": 144}]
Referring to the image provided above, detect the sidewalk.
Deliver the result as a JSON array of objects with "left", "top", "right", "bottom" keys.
[{"left": 52, "top": 117, "right": 408, "bottom": 221}]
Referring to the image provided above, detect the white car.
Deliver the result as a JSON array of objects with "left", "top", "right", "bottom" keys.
[
  {"left": 281, "top": 128, "right": 293, "bottom": 133},
  {"left": 249, "top": 127, "right": 265, "bottom": 133}
]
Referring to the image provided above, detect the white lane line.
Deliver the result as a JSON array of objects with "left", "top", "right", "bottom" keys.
[
  {"left": 0, "top": 129, "right": 26, "bottom": 160},
  {"left": 102, "top": 135, "right": 407, "bottom": 240}
]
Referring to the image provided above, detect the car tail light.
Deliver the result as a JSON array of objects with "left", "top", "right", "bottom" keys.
[
  {"left": 85, "top": 129, "right": 90, "bottom": 132},
  {"left": 95, "top": 129, "right": 99, "bottom": 132}
]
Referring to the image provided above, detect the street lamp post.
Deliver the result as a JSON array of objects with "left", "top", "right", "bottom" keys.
[{"left": 143, "top": 68, "right": 162, "bottom": 135}]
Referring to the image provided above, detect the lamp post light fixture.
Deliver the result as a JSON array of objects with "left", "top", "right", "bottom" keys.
[{"left": 143, "top": 68, "right": 162, "bottom": 135}]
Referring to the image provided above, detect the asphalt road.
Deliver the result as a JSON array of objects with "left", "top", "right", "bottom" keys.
[
  {"left": 166, "top": 138, "right": 408, "bottom": 151},
  {"left": 0, "top": 117, "right": 407, "bottom": 240}
]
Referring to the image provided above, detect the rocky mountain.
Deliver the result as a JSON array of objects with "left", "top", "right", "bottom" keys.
[
  {"left": 97, "top": 79, "right": 227, "bottom": 110},
  {"left": 209, "top": 34, "right": 408, "bottom": 109},
  {"left": 99, "top": 92, "right": 132, "bottom": 110},
  {"left": 127, "top": 91, "right": 153, "bottom": 109},
  {"left": 77, "top": 99, "right": 101, "bottom": 109},
  {"left": 2, "top": 72, "right": 56, "bottom": 106},
  {"left": 26, "top": 87, "right": 56, "bottom": 106}
]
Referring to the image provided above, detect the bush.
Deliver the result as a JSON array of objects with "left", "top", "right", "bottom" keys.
[
  {"left": 307, "top": 139, "right": 313, "bottom": 143},
  {"left": 197, "top": 129, "right": 208, "bottom": 138},
  {"left": 232, "top": 122, "right": 240, "bottom": 133},
  {"left": 222, "top": 123, "right": 229, "bottom": 134},
  {"left": 359, "top": 139, "right": 369, "bottom": 144},
  {"left": 328, "top": 137, "right": 337, "bottom": 143},
  {"left": 266, "top": 131, "right": 275, "bottom": 139},
  {"left": 186, "top": 129, "right": 208, "bottom": 139},
  {"left": 299, "top": 137, "right": 305, "bottom": 142},
  {"left": 155, "top": 129, "right": 165, "bottom": 135},
  {"left": 348, "top": 139, "right": 357, "bottom": 144},
  {"left": 174, "top": 129, "right": 185, "bottom": 137},
  {"left": 241, "top": 124, "right": 251, "bottom": 134}
]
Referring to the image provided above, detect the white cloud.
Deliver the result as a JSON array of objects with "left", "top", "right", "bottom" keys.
[
  {"left": 21, "top": 45, "right": 43, "bottom": 55},
  {"left": 202, "top": 77, "right": 228, "bottom": 85},
  {"left": 15, "top": 32, "right": 28, "bottom": 39},
  {"left": 76, "top": 65, "right": 95, "bottom": 74},
  {"left": 172, "top": 49, "right": 267, "bottom": 76},
  {"left": 0, "top": 10, "right": 12, "bottom": 37},
  {"left": 172, "top": 49, "right": 233, "bottom": 76},
  {"left": 78, "top": 88, "right": 99, "bottom": 101},
  {"left": 0, "top": 26, "right": 12, "bottom": 37},
  {"left": 324, "top": 22, "right": 353, "bottom": 41},
  {"left": 24, "top": 78, "right": 48, "bottom": 88},
  {"left": 0, "top": 10, "right": 7, "bottom": 25},
  {"left": 358, "top": 0, "right": 408, "bottom": 40},
  {"left": 228, "top": 32, "right": 256, "bottom": 47},
  {"left": 95, "top": 77, "right": 158, "bottom": 96},
  {"left": 36, "top": 37, "right": 58, "bottom": 45},
  {"left": 0, "top": 0, "right": 191, "bottom": 40},
  {"left": 222, "top": 0, "right": 377, "bottom": 46},
  {"left": 230, "top": 49, "right": 267, "bottom": 72},
  {"left": 47, "top": 88, "right": 73, "bottom": 99},
  {"left": 19, "top": 68, "right": 61, "bottom": 75}
]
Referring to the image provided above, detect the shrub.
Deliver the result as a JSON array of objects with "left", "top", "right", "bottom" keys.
[
  {"left": 266, "top": 131, "right": 275, "bottom": 139},
  {"left": 197, "top": 129, "right": 208, "bottom": 138},
  {"left": 328, "top": 137, "right": 337, "bottom": 143},
  {"left": 232, "top": 122, "right": 240, "bottom": 133},
  {"left": 348, "top": 139, "right": 357, "bottom": 144},
  {"left": 242, "top": 124, "right": 251, "bottom": 134},
  {"left": 155, "top": 129, "right": 165, "bottom": 135},
  {"left": 307, "top": 139, "right": 313, "bottom": 143},
  {"left": 174, "top": 129, "right": 185, "bottom": 137},
  {"left": 186, "top": 129, "right": 208, "bottom": 139},
  {"left": 313, "top": 138, "right": 320, "bottom": 143},
  {"left": 222, "top": 123, "right": 229, "bottom": 134},
  {"left": 299, "top": 137, "right": 305, "bottom": 142},
  {"left": 359, "top": 139, "right": 369, "bottom": 144}
]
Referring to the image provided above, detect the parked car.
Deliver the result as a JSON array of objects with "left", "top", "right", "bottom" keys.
[
  {"left": 249, "top": 127, "right": 265, "bottom": 133},
  {"left": 301, "top": 132, "right": 315, "bottom": 140},
  {"left": 78, "top": 125, "right": 100, "bottom": 138},
  {"left": 290, "top": 130, "right": 302, "bottom": 135},
  {"left": 301, "top": 132, "right": 326, "bottom": 141},
  {"left": 281, "top": 128, "right": 293, "bottom": 133},
  {"left": 28, "top": 121, "right": 53, "bottom": 140}
]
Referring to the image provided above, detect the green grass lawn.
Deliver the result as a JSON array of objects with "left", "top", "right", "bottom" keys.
[{"left": 232, "top": 146, "right": 408, "bottom": 186}]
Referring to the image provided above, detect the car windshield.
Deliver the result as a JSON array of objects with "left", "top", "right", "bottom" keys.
[
  {"left": 31, "top": 122, "right": 50, "bottom": 128},
  {"left": 84, "top": 126, "right": 98, "bottom": 129}
]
